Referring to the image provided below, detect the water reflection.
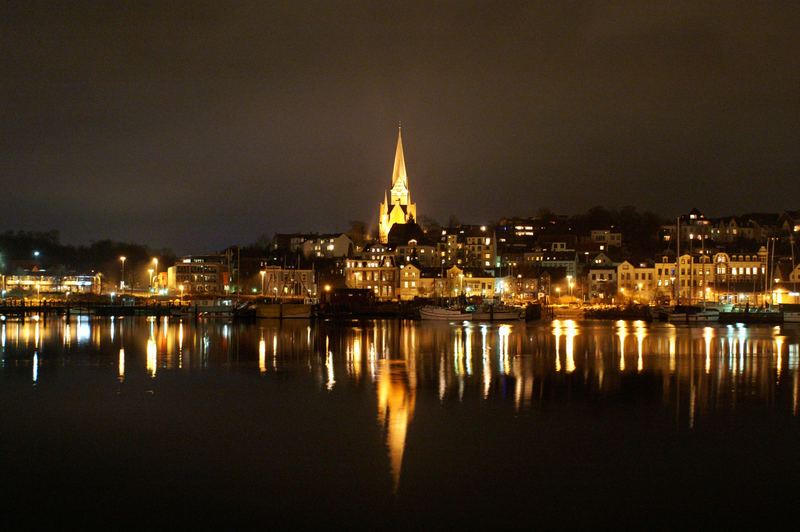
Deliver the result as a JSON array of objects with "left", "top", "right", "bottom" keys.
[
  {"left": 3, "top": 316, "right": 800, "bottom": 490},
  {"left": 377, "top": 359, "right": 415, "bottom": 493}
]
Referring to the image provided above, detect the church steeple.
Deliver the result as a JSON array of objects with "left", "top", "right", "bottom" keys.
[
  {"left": 378, "top": 123, "right": 418, "bottom": 244},
  {"left": 391, "top": 124, "right": 407, "bottom": 188}
]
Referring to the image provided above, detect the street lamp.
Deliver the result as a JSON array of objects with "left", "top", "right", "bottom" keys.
[
  {"left": 567, "top": 275, "right": 573, "bottom": 297},
  {"left": 179, "top": 284, "right": 184, "bottom": 304},
  {"left": 260, "top": 270, "right": 266, "bottom": 296},
  {"left": 148, "top": 268, "right": 154, "bottom": 291},
  {"left": 119, "top": 256, "right": 126, "bottom": 292}
]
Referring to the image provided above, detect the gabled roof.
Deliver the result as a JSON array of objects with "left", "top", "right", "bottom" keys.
[
  {"left": 387, "top": 222, "right": 429, "bottom": 245},
  {"left": 773, "top": 260, "right": 796, "bottom": 282}
]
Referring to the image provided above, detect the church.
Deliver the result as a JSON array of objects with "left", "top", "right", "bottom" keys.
[{"left": 378, "top": 125, "right": 418, "bottom": 244}]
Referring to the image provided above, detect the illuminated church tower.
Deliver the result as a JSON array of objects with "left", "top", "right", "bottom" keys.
[{"left": 378, "top": 125, "right": 417, "bottom": 243}]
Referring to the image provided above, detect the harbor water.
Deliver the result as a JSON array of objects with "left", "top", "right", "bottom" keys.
[{"left": 2, "top": 316, "right": 799, "bottom": 528}]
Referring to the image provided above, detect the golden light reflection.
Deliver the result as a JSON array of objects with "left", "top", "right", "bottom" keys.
[
  {"left": 565, "top": 320, "right": 577, "bottom": 373},
  {"left": 325, "top": 335, "right": 335, "bottom": 390},
  {"left": 634, "top": 321, "right": 646, "bottom": 373},
  {"left": 775, "top": 334, "right": 784, "bottom": 381},
  {"left": 738, "top": 326, "right": 747, "bottom": 375},
  {"left": 553, "top": 320, "right": 562, "bottom": 372},
  {"left": 376, "top": 360, "right": 415, "bottom": 494},
  {"left": 258, "top": 330, "right": 266, "bottom": 374},
  {"left": 465, "top": 326, "right": 473, "bottom": 376},
  {"left": 118, "top": 348, "right": 125, "bottom": 382},
  {"left": 481, "top": 325, "right": 490, "bottom": 398},
  {"left": 499, "top": 325, "right": 511, "bottom": 375},
  {"left": 273, "top": 334, "right": 278, "bottom": 371},
  {"left": 669, "top": 329, "right": 676, "bottom": 373},
  {"left": 77, "top": 317, "right": 90, "bottom": 344},
  {"left": 178, "top": 321, "right": 184, "bottom": 368},
  {"left": 146, "top": 334, "right": 157, "bottom": 378},
  {"left": 454, "top": 328, "right": 464, "bottom": 377},
  {"left": 703, "top": 327, "right": 714, "bottom": 375},
  {"left": 348, "top": 333, "right": 363, "bottom": 380},
  {"left": 616, "top": 321, "right": 627, "bottom": 372}
]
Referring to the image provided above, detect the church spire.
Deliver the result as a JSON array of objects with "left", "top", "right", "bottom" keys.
[{"left": 391, "top": 124, "right": 407, "bottom": 188}]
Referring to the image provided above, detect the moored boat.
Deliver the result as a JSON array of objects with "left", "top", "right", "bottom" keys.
[
  {"left": 256, "top": 299, "right": 316, "bottom": 319},
  {"left": 470, "top": 304, "right": 524, "bottom": 321},
  {"left": 666, "top": 305, "right": 719, "bottom": 323},
  {"left": 780, "top": 304, "right": 800, "bottom": 324},
  {"left": 718, "top": 309, "right": 782, "bottom": 324},
  {"left": 419, "top": 305, "right": 472, "bottom": 320}
]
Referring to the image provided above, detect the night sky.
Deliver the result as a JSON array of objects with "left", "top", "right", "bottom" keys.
[{"left": 2, "top": 2, "right": 799, "bottom": 253}]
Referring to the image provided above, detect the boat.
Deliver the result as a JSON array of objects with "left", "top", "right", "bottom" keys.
[
  {"left": 470, "top": 303, "right": 524, "bottom": 321},
  {"left": 172, "top": 298, "right": 236, "bottom": 317},
  {"left": 718, "top": 308, "right": 782, "bottom": 324},
  {"left": 666, "top": 305, "right": 719, "bottom": 323},
  {"left": 552, "top": 304, "right": 585, "bottom": 319},
  {"left": 780, "top": 304, "right": 800, "bottom": 324},
  {"left": 419, "top": 305, "right": 472, "bottom": 320},
  {"left": 256, "top": 298, "right": 317, "bottom": 319},
  {"left": 419, "top": 303, "right": 523, "bottom": 321}
]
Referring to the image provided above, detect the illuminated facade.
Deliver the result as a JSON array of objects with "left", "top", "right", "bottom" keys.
[
  {"left": 345, "top": 256, "right": 398, "bottom": 300},
  {"left": 167, "top": 256, "right": 230, "bottom": 294},
  {"left": 2, "top": 273, "right": 102, "bottom": 295},
  {"left": 378, "top": 126, "right": 417, "bottom": 244}
]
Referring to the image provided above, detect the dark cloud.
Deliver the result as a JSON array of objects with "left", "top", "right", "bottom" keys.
[{"left": 2, "top": 1, "right": 799, "bottom": 253}]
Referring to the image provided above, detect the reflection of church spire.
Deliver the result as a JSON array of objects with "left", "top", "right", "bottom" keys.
[{"left": 377, "top": 360, "right": 415, "bottom": 493}]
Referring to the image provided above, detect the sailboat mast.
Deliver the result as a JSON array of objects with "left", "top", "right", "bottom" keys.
[
  {"left": 769, "top": 236, "right": 777, "bottom": 306},
  {"left": 791, "top": 233, "right": 797, "bottom": 293},
  {"left": 701, "top": 232, "right": 706, "bottom": 308},
  {"left": 676, "top": 216, "right": 681, "bottom": 306}
]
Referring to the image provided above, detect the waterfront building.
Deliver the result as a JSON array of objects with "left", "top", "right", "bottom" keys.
[
  {"left": 616, "top": 260, "right": 656, "bottom": 302},
  {"left": 446, "top": 266, "right": 499, "bottom": 298},
  {"left": 345, "top": 256, "right": 398, "bottom": 300},
  {"left": 772, "top": 260, "right": 800, "bottom": 304},
  {"left": 588, "top": 267, "right": 617, "bottom": 301},
  {"left": 378, "top": 126, "right": 417, "bottom": 243},
  {"left": 167, "top": 255, "right": 229, "bottom": 295},
  {"left": 652, "top": 247, "right": 768, "bottom": 304},
  {"left": 708, "top": 248, "right": 768, "bottom": 303},
  {"left": 2, "top": 272, "right": 102, "bottom": 296},
  {"left": 257, "top": 266, "right": 316, "bottom": 299}
]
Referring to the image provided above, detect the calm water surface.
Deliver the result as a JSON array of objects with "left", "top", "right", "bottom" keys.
[{"left": 2, "top": 316, "right": 799, "bottom": 528}]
